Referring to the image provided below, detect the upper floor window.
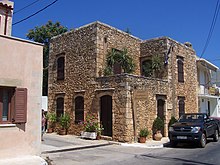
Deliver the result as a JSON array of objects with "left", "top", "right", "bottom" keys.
[
  {"left": 75, "top": 96, "right": 84, "bottom": 123},
  {"left": 57, "top": 56, "right": 65, "bottom": 80},
  {"left": 0, "top": 87, "right": 27, "bottom": 124},
  {"left": 141, "top": 59, "right": 152, "bottom": 77},
  {"left": 56, "top": 97, "right": 64, "bottom": 118},
  {"left": 178, "top": 96, "right": 185, "bottom": 117},
  {"left": 177, "top": 56, "right": 184, "bottom": 82}
]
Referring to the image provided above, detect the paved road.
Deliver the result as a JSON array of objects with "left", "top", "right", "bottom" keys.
[{"left": 43, "top": 139, "right": 220, "bottom": 165}]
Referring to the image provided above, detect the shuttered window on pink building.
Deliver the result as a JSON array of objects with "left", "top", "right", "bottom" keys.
[{"left": 0, "top": 87, "right": 27, "bottom": 124}]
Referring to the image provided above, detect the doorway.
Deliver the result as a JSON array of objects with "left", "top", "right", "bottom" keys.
[
  {"left": 157, "top": 99, "right": 165, "bottom": 136},
  {"left": 100, "top": 95, "right": 112, "bottom": 136}
]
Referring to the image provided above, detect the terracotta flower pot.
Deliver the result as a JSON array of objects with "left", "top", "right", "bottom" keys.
[
  {"left": 139, "top": 136, "right": 146, "bottom": 143},
  {"left": 154, "top": 131, "right": 163, "bottom": 141},
  {"left": 47, "top": 128, "right": 53, "bottom": 133},
  {"left": 58, "top": 129, "right": 67, "bottom": 135},
  {"left": 96, "top": 135, "right": 101, "bottom": 140}
]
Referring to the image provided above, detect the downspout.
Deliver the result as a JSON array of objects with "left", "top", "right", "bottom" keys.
[
  {"left": 131, "top": 90, "right": 137, "bottom": 142},
  {"left": 4, "top": 9, "right": 8, "bottom": 35}
]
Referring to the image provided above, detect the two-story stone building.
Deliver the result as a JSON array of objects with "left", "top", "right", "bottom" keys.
[{"left": 48, "top": 21, "right": 198, "bottom": 142}]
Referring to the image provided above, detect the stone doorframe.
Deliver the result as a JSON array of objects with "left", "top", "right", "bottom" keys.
[{"left": 156, "top": 94, "right": 168, "bottom": 136}]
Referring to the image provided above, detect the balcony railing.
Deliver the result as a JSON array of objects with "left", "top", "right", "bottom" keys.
[{"left": 199, "top": 85, "right": 219, "bottom": 96}]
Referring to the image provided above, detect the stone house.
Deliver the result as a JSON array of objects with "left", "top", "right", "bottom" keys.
[
  {"left": 0, "top": 0, "right": 43, "bottom": 160},
  {"left": 48, "top": 21, "right": 198, "bottom": 142}
]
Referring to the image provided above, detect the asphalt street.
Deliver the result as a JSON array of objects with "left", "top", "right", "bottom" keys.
[{"left": 42, "top": 137, "right": 220, "bottom": 165}]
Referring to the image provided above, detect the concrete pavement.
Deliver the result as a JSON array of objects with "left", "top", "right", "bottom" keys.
[{"left": 41, "top": 133, "right": 170, "bottom": 154}]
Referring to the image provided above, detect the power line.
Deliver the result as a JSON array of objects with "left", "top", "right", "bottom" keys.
[
  {"left": 12, "top": 0, "right": 58, "bottom": 26},
  {"left": 200, "top": 0, "right": 220, "bottom": 58},
  {"left": 14, "top": 0, "right": 41, "bottom": 15}
]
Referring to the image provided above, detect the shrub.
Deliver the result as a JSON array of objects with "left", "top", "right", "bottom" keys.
[
  {"left": 139, "top": 128, "right": 150, "bottom": 137},
  {"left": 59, "top": 113, "right": 71, "bottom": 130},
  {"left": 152, "top": 117, "right": 164, "bottom": 133},
  {"left": 168, "top": 116, "right": 177, "bottom": 127}
]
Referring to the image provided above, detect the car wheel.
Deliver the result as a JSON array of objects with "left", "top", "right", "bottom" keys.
[
  {"left": 170, "top": 140, "right": 177, "bottom": 147},
  {"left": 213, "top": 129, "right": 219, "bottom": 142},
  {"left": 200, "top": 133, "right": 206, "bottom": 148}
]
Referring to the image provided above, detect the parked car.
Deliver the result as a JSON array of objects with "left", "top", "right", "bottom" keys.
[{"left": 168, "top": 113, "right": 220, "bottom": 148}]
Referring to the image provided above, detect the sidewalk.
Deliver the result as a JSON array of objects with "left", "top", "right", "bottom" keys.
[{"left": 41, "top": 133, "right": 170, "bottom": 155}]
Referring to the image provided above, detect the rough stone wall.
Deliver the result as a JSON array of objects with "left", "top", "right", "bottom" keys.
[
  {"left": 48, "top": 23, "right": 99, "bottom": 134},
  {"left": 96, "top": 74, "right": 168, "bottom": 142},
  {"left": 95, "top": 23, "right": 141, "bottom": 76},
  {"left": 141, "top": 37, "right": 198, "bottom": 127},
  {"left": 48, "top": 22, "right": 198, "bottom": 142}
]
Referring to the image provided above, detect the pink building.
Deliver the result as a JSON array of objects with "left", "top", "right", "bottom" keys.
[{"left": 0, "top": 0, "right": 44, "bottom": 162}]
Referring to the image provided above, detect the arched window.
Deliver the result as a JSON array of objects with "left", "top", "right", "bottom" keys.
[
  {"left": 75, "top": 96, "right": 84, "bottom": 123},
  {"left": 56, "top": 97, "right": 64, "bottom": 118},
  {"left": 178, "top": 97, "right": 185, "bottom": 117},
  {"left": 177, "top": 57, "right": 184, "bottom": 82},
  {"left": 57, "top": 56, "right": 65, "bottom": 80}
]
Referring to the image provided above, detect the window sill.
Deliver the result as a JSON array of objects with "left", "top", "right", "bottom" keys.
[{"left": 0, "top": 124, "right": 16, "bottom": 127}]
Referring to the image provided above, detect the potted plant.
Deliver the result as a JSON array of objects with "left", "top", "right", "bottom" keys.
[
  {"left": 46, "top": 112, "right": 57, "bottom": 133},
  {"left": 139, "top": 128, "right": 150, "bottom": 143},
  {"left": 96, "top": 124, "right": 104, "bottom": 140},
  {"left": 58, "top": 113, "right": 71, "bottom": 135},
  {"left": 152, "top": 117, "right": 164, "bottom": 141},
  {"left": 81, "top": 114, "right": 101, "bottom": 140}
]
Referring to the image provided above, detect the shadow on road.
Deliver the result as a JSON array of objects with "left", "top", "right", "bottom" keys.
[
  {"left": 163, "top": 139, "right": 212, "bottom": 149},
  {"left": 137, "top": 154, "right": 215, "bottom": 165}
]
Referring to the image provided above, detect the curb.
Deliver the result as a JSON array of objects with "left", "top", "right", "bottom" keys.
[{"left": 41, "top": 142, "right": 112, "bottom": 154}]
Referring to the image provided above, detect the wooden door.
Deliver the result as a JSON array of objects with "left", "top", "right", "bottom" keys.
[{"left": 100, "top": 95, "right": 112, "bottom": 136}]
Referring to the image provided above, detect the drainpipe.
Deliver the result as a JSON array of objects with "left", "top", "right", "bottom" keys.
[
  {"left": 4, "top": 9, "right": 8, "bottom": 35},
  {"left": 131, "top": 90, "right": 137, "bottom": 142}
]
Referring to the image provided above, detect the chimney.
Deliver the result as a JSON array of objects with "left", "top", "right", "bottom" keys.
[
  {"left": 184, "top": 42, "right": 193, "bottom": 48},
  {"left": 0, "top": 0, "right": 14, "bottom": 36}
]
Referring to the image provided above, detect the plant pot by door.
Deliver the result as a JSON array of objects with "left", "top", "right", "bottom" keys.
[
  {"left": 47, "top": 128, "right": 53, "bottom": 133},
  {"left": 139, "top": 137, "right": 146, "bottom": 143},
  {"left": 58, "top": 129, "right": 66, "bottom": 135},
  {"left": 154, "top": 131, "right": 163, "bottom": 141}
]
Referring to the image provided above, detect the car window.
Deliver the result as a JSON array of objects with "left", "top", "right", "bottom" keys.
[{"left": 179, "top": 114, "right": 204, "bottom": 122}]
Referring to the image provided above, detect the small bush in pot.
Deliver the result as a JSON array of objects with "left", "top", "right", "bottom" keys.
[
  {"left": 46, "top": 112, "right": 57, "bottom": 133},
  {"left": 139, "top": 128, "right": 150, "bottom": 143},
  {"left": 59, "top": 113, "right": 71, "bottom": 135},
  {"left": 152, "top": 117, "right": 164, "bottom": 141}
]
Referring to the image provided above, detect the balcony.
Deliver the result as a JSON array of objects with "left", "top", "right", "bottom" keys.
[{"left": 199, "top": 85, "right": 219, "bottom": 96}]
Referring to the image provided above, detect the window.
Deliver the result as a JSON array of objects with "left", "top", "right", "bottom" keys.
[
  {"left": 177, "top": 56, "right": 184, "bottom": 82},
  {"left": 178, "top": 96, "right": 185, "bottom": 117},
  {"left": 56, "top": 97, "right": 64, "bottom": 118},
  {"left": 57, "top": 56, "right": 65, "bottom": 80},
  {"left": 75, "top": 96, "right": 84, "bottom": 123},
  {"left": 0, "top": 87, "right": 27, "bottom": 124},
  {"left": 141, "top": 59, "right": 152, "bottom": 77}
]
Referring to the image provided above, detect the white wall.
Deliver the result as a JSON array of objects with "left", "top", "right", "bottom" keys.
[{"left": 42, "top": 96, "right": 48, "bottom": 111}]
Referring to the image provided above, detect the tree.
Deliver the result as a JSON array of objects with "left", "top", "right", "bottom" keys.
[{"left": 27, "top": 21, "right": 68, "bottom": 96}]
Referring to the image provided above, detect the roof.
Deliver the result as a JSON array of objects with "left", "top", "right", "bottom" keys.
[{"left": 196, "top": 57, "right": 219, "bottom": 71}]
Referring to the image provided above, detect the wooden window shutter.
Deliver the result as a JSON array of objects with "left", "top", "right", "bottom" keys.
[
  {"left": 178, "top": 60, "right": 184, "bottom": 82},
  {"left": 13, "top": 88, "right": 27, "bottom": 123}
]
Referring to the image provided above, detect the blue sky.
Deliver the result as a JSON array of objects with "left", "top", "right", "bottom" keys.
[{"left": 12, "top": 0, "right": 220, "bottom": 67}]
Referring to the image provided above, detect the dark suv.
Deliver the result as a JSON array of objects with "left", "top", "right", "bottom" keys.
[{"left": 168, "top": 113, "right": 220, "bottom": 147}]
